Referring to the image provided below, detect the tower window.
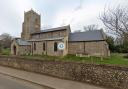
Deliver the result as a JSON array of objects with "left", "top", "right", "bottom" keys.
[
  {"left": 43, "top": 42, "right": 45, "bottom": 51},
  {"left": 54, "top": 42, "right": 58, "bottom": 52},
  {"left": 34, "top": 43, "right": 36, "bottom": 50}
]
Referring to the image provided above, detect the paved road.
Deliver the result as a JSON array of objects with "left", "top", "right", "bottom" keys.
[{"left": 0, "top": 73, "right": 51, "bottom": 89}]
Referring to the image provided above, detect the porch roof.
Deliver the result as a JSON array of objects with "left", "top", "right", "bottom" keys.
[{"left": 15, "top": 38, "right": 31, "bottom": 46}]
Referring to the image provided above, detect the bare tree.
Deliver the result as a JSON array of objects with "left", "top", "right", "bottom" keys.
[
  {"left": 0, "top": 33, "right": 12, "bottom": 48},
  {"left": 100, "top": 6, "right": 128, "bottom": 43},
  {"left": 84, "top": 24, "right": 98, "bottom": 31},
  {"left": 74, "top": 30, "right": 81, "bottom": 33}
]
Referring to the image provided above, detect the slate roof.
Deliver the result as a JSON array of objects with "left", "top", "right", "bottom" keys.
[
  {"left": 31, "top": 25, "right": 70, "bottom": 35},
  {"left": 69, "top": 30, "right": 106, "bottom": 42},
  {"left": 15, "top": 38, "right": 31, "bottom": 46}
]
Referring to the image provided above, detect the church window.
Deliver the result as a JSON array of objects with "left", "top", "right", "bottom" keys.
[
  {"left": 34, "top": 43, "right": 36, "bottom": 50},
  {"left": 43, "top": 42, "right": 45, "bottom": 51},
  {"left": 54, "top": 42, "right": 58, "bottom": 52}
]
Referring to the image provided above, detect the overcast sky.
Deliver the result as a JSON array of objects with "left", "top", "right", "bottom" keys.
[{"left": 0, "top": 0, "right": 127, "bottom": 37}]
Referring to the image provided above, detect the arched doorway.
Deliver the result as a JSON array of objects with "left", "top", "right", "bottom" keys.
[{"left": 13, "top": 45, "right": 17, "bottom": 55}]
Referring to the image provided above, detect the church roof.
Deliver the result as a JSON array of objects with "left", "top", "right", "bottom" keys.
[
  {"left": 69, "top": 30, "right": 106, "bottom": 42},
  {"left": 15, "top": 38, "right": 31, "bottom": 46},
  {"left": 31, "top": 25, "right": 70, "bottom": 35}
]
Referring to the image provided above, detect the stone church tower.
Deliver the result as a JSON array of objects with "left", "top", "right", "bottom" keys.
[{"left": 21, "top": 9, "right": 41, "bottom": 40}]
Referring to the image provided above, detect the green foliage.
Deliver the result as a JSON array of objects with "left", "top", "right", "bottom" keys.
[
  {"left": 106, "top": 36, "right": 128, "bottom": 53},
  {"left": 114, "top": 45, "right": 128, "bottom": 53},
  {"left": 106, "top": 36, "right": 116, "bottom": 52}
]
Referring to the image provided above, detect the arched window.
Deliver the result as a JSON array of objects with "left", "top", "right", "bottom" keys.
[
  {"left": 43, "top": 42, "right": 45, "bottom": 51},
  {"left": 34, "top": 43, "right": 36, "bottom": 50},
  {"left": 54, "top": 42, "right": 58, "bottom": 52}
]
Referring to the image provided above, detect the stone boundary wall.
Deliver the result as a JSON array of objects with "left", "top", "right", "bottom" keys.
[{"left": 0, "top": 56, "right": 128, "bottom": 89}]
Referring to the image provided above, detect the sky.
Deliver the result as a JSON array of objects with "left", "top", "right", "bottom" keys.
[{"left": 0, "top": 0, "right": 127, "bottom": 37}]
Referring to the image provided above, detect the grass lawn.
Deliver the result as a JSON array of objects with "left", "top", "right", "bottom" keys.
[
  {"left": 0, "top": 48, "right": 128, "bottom": 66},
  {"left": 0, "top": 48, "right": 10, "bottom": 55},
  {"left": 21, "top": 53, "right": 128, "bottom": 67}
]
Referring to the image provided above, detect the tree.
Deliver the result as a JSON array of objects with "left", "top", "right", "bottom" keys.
[
  {"left": 74, "top": 30, "right": 81, "bottom": 33},
  {"left": 0, "top": 33, "right": 12, "bottom": 48},
  {"left": 106, "top": 36, "right": 115, "bottom": 52},
  {"left": 84, "top": 24, "right": 98, "bottom": 31},
  {"left": 100, "top": 6, "right": 128, "bottom": 45}
]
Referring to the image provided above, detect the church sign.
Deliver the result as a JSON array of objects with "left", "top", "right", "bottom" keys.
[{"left": 58, "top": 42, "right": 65, "bottom": 50}]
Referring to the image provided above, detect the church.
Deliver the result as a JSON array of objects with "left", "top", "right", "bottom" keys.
[{"left": 11, "top": 10, "right": 110, "bottom": 57}]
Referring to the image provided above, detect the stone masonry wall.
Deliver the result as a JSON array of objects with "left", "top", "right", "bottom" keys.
[
  {"left": 0, "top": 56, "right": 127, "bottom": 89},
  {"left": 68, "top": 41, "right": 110, "bottom": 57}
]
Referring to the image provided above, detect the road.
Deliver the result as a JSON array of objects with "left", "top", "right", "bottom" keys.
[{"left": 0, "top": 73, "right": 52, "bottom": 89}]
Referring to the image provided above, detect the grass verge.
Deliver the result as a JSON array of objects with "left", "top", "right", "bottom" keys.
[{"left": 20, "top": 53, "right": 128, "bottom": 66}]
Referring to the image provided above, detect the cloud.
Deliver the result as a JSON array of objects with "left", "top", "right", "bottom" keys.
[
  {"left": 53, "top": 1, "right": 105, "bottom": 32},
  {"left": 0, "top": 0, "right": 35, "bottom": 37},
  {"left": 52, "top": 0, "right": 128, "bottom": 32}
]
